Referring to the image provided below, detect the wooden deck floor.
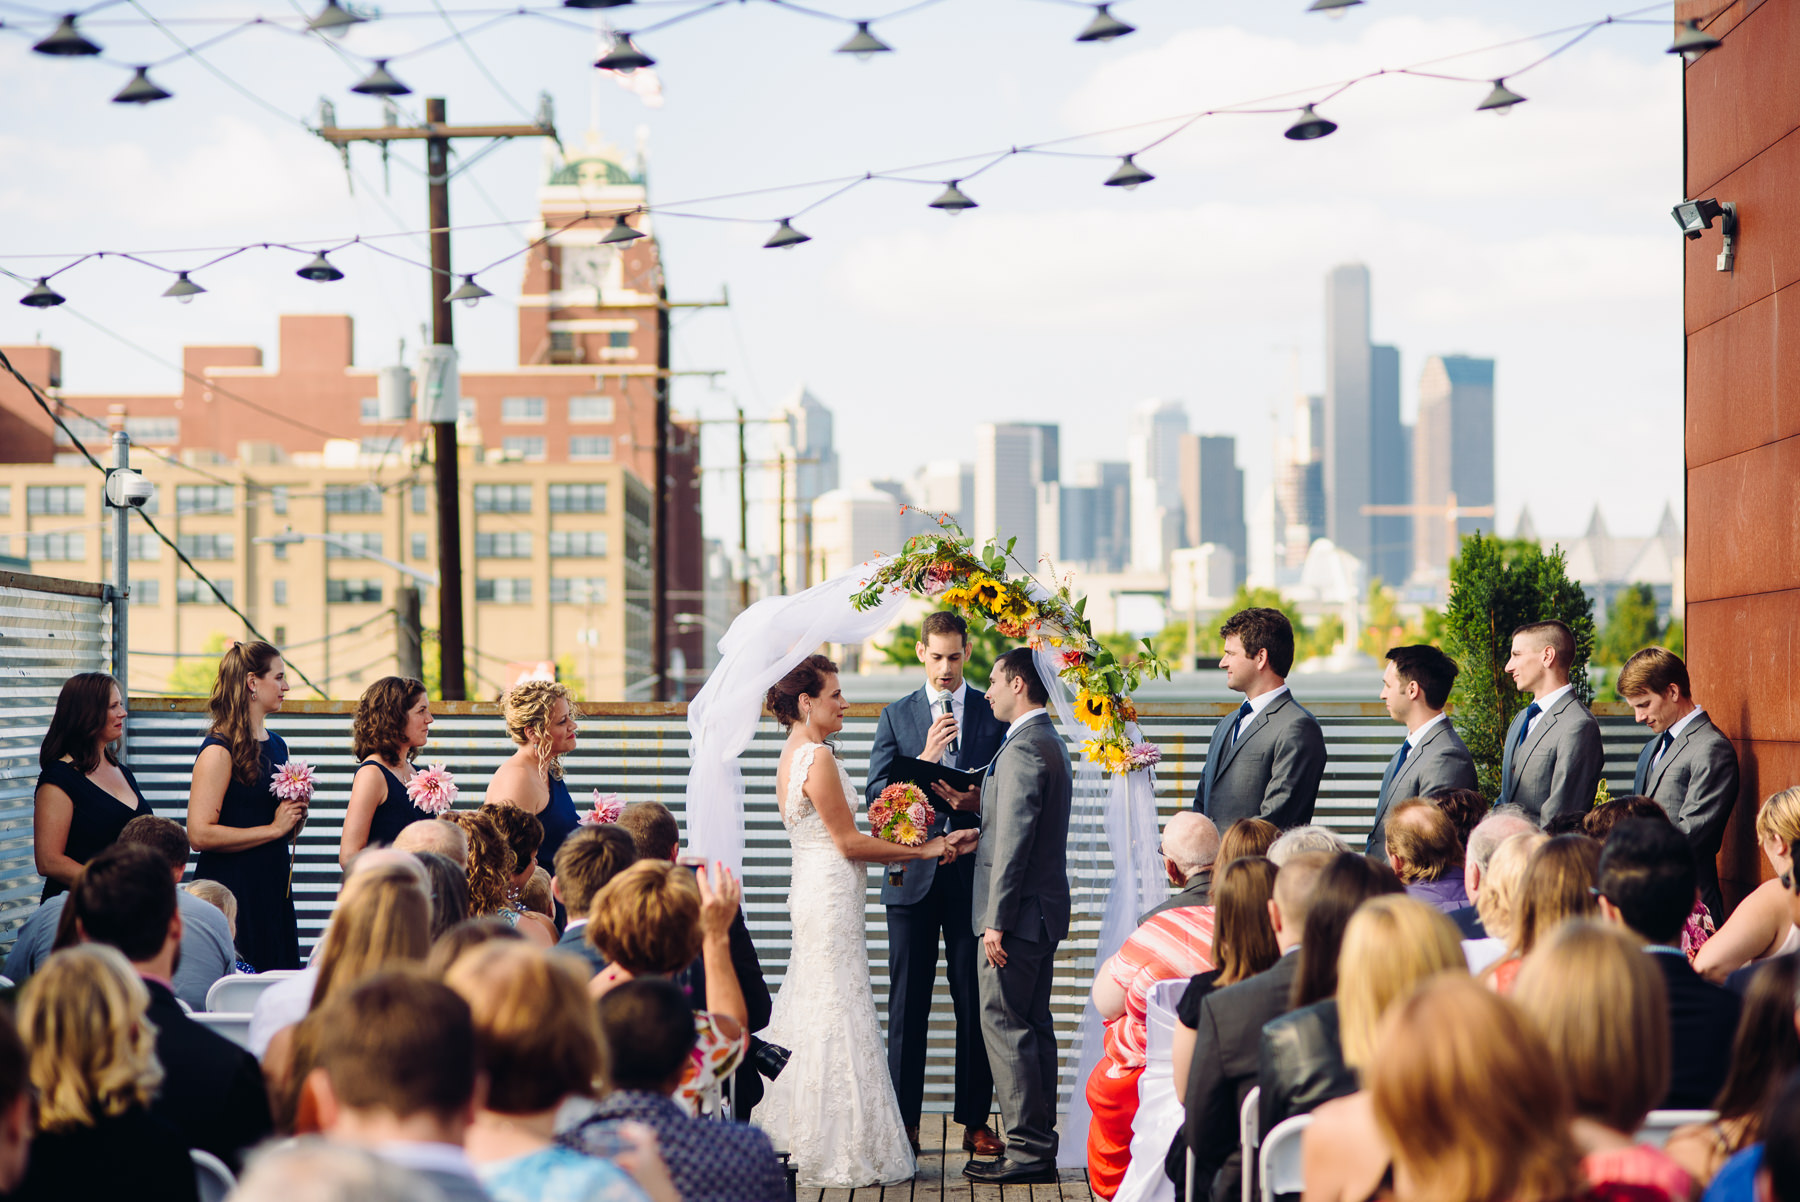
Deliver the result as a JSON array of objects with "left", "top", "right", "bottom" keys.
[{"left": 797, "top": 1115, "right": 1098, "bottom": 1202}]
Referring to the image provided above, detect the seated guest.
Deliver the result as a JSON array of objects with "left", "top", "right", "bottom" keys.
[
  {"left": 445, "top": 809, "right": 556, "bottom": 947},
  {"left": 1699, "top": 1069, "right": 1800, "bottom": 1202},
  {"left": 520, "top": 865, "right": 555, "bottom": 925},
  {"left": 479, "top": 802, "right": 550, "bottom": 911},
  {"left": 1449, "top": 807, "right": 1538, "bottom": 942},
  {"left": 443, "top": 942, "right": 660, "bottom": 1202},
  {"left": 567, "top": 977, "right": 787, "bottom": 1202},
  {"left": 1142, "top": 811, "right": 1222, "bottom": 919},
  {"left": 1259, "top": 895, "right": 1465, "bottom": 1136},
  {"left": 64, "top": 844, "right": 273, "bottom": 1171},
  {"left": 1427, "top": 786, "right": 1490, "bottom": 853},
  {"left": 33, "top": 671, "right": 147, "bottom": 899},
  {"left": 1515, "top": 921, "right": 1697, "bottom": 1200},
  {"left": 1173, "top": 857, "right": 1280, "bottom": 1098},
  {"left": 184, "top": 879, "right": 257, "bottom": 974},
  {"left": 307, "top": 971, "right": 491, "bottom": 1202},
  {"left": 589, "top": 861, "right": 750, "bottom": 1117},
  {"left": 1267, "top": 824, "right": 1348, "bottom": 865},
  {"left": 1595, "top": 819, "right": 1742, "bottom": 1110},
  {"left": 14, "top": 945, "right": 198, "bottom": 1202},
  {"left": 1469, "top": 830, "right": 1546, "bottom": 974},
  {"left": 1215, "top": 817, "right": 1280, "bottom": 870},
  {"left": 1586, "top": 795, "right": 1716, "bottom": 960},
  {"left": 233, "top": 1139, "right": 449, "bottom": 1202},
  {"left": 1088, "top": 813, "right": 1220, "bottom": 1196},
  {"left": 1382, "top": 797, "right": 1470, "bottom": 913},
  {"left": 1666, "top": 953, "right": 1800, "bottom": 1185},
  {"left": 6, "top": 814, "right": 234, "bottom": 1010},
  {"left": 1287, "top": 854, "right": 1405, "bottom": 1013},
  {"left": 417, "top": 850, "right": 473, "bottom": 940},
  {"left": 1696, "top": 787, "right": 1800, "bottom": 983},
  {"left": 0, "top": 1007, "right": 30, "bottom": 1194},
  {"left": 552, "top": 824, "right": 638, "bottom": 972},
  {"left": 1488, "top": 833, "right": 1599, "bottom": 994},
  {"left": 395, "top": 817, "right": 471, "bottom": 866},
  {"left": 427, "top": 918, "right": 529, "bottom": 977},
  {"left": 1173, "top": 851, "right": 1331, "bottom": 1202}
]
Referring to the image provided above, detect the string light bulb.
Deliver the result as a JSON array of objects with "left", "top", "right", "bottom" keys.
[
  {"left": 1667, "top": 19, "right": 1721, "bottom": 64},
  {"left": 600, "top": 213, "right": 646, "bottom": 244},
  {"left": 764, "top": 219, "right": 811, "bottom": 250},
  {"left": 32, "top": 14, "right": 102, "bottom": 56},
  {"left": 1075, "top": 4, "right": 1134, "bottom": 43},
  {"left": 445, "top": 276, "right": 492, "bottom": 307},
  {"left": 297, "top": 253, "right": 345, "bottom": 282},
  {"left": 1476, "top": 79, "right": 1527, "bottom": 115},
  {"left": 562, "top": 0, "right": 632, "bottom": 7},
  {"left": 1306, "top": 0, "right": 1363, "bottom": 18},
  {"left": 596, "top": 33, "right": 654, "bottom": 73},
  {"left": 20, "top": 279, "right": 67, "bottom": 309},
  {"left": 306, "top": 0, "right": 365, "bottom": 36},
  {"left": 1104, "top": 155, "right": 1154, "bottom": 190},
  {"left": 163, "top": 273, "right": 206, "bottom": 304},
  {"left": 1284, "top": 104, "right": 1338, "bottom": 141},
  {"left": 928, "top": 182, "right": 978, "bottom": 216},
  {"left": 112, "top": 67, "right": 173, "bottom": 105},
  {"left": 351, "top": 60, "right": 411, "bottom": 96},
  {"left": 836, "top": 22, "right": 892, "bottom": 61}
]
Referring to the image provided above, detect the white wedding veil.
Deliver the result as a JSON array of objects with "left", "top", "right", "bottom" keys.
[{"left": 684, "top": 557, "right": 908, "bottom": 876}]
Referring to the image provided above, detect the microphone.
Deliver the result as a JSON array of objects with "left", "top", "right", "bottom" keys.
[{"left": 938, "top": 690, "right": 959, "bottom": 759}]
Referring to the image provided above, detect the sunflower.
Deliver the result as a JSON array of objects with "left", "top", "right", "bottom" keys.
[
  {"left": 995, "top": 590, "right": 1037, "bottom": 623},
  {"left": 940, "top": 585, "right": 975, "bottom": 609},
  {"left": 969, "top": 575, "right": 1005, "bottom": 612},
  {"left": 1075, "top": 689, "right": 1113, "bottom": 731}
]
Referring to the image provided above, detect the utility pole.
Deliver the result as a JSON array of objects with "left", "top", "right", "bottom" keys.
[
  {"left": 738, "top": 405, "right": 749, "bottom": 611},
  {"left": 396, "top": 583, "right": 423, "bottom": 682},
  {"left": 320, "top": 98, "right": 556, "bottom": 700},
  {"left": 108, "top": 431, "right": 130, "bottom": 760}
]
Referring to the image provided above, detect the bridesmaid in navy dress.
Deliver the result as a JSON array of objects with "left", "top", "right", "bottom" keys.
[
  {"left": 483, "top": 679, "right": 582, "bottom": 873},
  {"left": 186, "top": 641, "right": 306, "bottom": 972},
  {"left": 33, "top": 672, "right": 147, "bottom": 899},
  {"left": 340, "top": 676, "right": 437, "bottom": 867}
]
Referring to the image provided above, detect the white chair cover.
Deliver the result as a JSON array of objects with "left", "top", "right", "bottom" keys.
[
  {"left": 204, "top": 969, "right": 302, "bottom": 1013},
  {"left": 189, "top": 1011, "right": 254, "bottom": 1051},
  {"left": 1636, "top": 1109, "right": 1717, "bottom": 1148},
  {"left": 190, "top": 1148, "right": 236, "bottom": 1202},
  {"left": 1112, "top": 978, "right": 1189, "bottom": 1202}
]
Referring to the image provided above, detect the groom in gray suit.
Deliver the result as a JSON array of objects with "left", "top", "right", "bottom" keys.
[
  {"left": 1499, "top": 619, "right": 1605, "bottom": 827},
  {"left": 965, "top": 648, "right": 1073, "bottom": 1187},
  {"left": 1366, "top": 645, "right": 1478, "bottom": 857}
]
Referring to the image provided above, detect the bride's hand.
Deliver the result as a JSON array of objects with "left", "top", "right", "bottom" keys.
[{"left": 918, "top": 835, "right": 949, "bottom": 862}]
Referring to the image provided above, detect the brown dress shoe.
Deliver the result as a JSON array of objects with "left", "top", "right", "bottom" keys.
[
  {"left": 906, "top": 1125, "right": 921, "bottom": 1154},
  {"left": 962, "top": 1126, "right": 1006, "bottom": 1157}
]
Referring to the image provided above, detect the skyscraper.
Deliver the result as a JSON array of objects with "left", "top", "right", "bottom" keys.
[
  {"left": 1066, "top": 460, "right": 1131, "bottom": 571},
  {"left": 912, "top": 460, "right": 974, "bottom": 532},
  {"left": 1369, "top": 343, "right": 1412, "bottom": 586},
  {"left": 769, "top": 388, "right": 840, "bottom": 588},
  {"left": 1412, "top": 354, "right": 1495, "bottom": 579},
  {"left": 1128, "top": 399, "right": 1188, "bottom": 571},
  {"left": 1178, "top": 434, "right": 1247, "bottom": 585},
  {"left": 1277, "top": 393, "right": 1327, "bottom": 569},
  {"left": 1324, "top": 264, "right": 1411, "bottom": 582},
  {"left": 975, "top": 422, "right": 1058, "bottom": 567}
]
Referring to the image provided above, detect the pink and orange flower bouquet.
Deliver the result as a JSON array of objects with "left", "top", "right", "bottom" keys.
[{"left": 870, "top": 782, "right": 938, "bottom": 887}]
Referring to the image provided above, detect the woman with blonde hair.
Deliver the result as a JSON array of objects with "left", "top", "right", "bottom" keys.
[
  {"left": 445, "top": 942, "right": 661, "bottom": 1201},
  {"left": 1470, "top": 831, "right": 1547, "bottom": 973},
  {"left": 340, "top": 675, "right": 437, "bottom": 867},
  {"left": 1489, "top": 834, "right": 1599, "bottom": 994},
  {"left": 187, "top": 640, "right": 304, "bottom": 970},
  {"left": 14, "top": 945, "right": 199, "bottom": 1201},
  {"left": 444, "top": 809, "right": 555, "bottom": 947},
  {"left": 1694, "top": 786, "right": 1800, "bottom": 982},
  {"left": 1269, "top": 896, "right": 1466, "bottom": 1181},
  {"left": 1514, "top": 921, "right": 1695, "bottom": 1201},
  {"left": 483, "top": 679, "right": 583, "bottom": 872}
]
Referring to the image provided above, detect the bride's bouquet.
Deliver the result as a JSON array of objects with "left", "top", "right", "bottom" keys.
[{"left": 870, "top": 783, "right": 937, "bottom": 887}]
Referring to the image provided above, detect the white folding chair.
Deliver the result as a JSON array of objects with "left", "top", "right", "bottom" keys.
[
  {"left": 1259, "top": 1113, "right": 1312, "bottom": 1202},
  {"left": 1240, "top": 1086, "right": 1261, "bottom": 1202},
  {"left": 1636, "top": 1109, "right": 1717, "bottom": 1148},
  {"left": 205, "top": 970, "right": 301, "bottom": 1013},
  {"left": 189, "top": 1011, "right": 254, "bottom": 1051},
  {"left": 190, "top": 1148, "right": 235, "bottom": 1202}
]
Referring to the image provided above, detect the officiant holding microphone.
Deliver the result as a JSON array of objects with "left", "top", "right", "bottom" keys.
[{"left": 866, "top": 611, "right": 1006, "bottom": 1156}]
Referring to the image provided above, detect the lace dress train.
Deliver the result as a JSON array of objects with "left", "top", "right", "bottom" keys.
[{"left": 755, "top": 742, "right": 917, "bottom": 1188}]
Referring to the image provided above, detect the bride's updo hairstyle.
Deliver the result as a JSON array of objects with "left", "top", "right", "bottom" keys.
[{"left": 766, "top": 654, "right": 838, "bottom": 728}]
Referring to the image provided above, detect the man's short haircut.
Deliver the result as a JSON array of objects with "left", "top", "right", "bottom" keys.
[
  {"left": 1466, "top": 810, "right": 1539, "bottom": 871},
  {"left": 1160, "top": 812, "right": 1220, "bottom": 877},
  {"left": 1616, "top": 646, "right": 1691, "bottom": 701},
  {"left": 1269, "top": 824, "right": 1349, "bottom": 866},
  {"left": 394, "top": 819, "right": 470, "bottom": 867},
  {"left": 598, "top": 977, "right": 699, "bottom": 1091},
  {"left": 1595, "top": 818, "right": 1697, "bottom": 944},
  {"left": 1763, "top": 1070, "right": 1800, "bottom": 1202},
  {"left": 313, "top": 970, "right": 477, "bottom": 1119},
  {"left": 993, "top": 648, "right": 1048, "bottom": 705},
  {"left": 1386, "top": 645, "right": 1460, "bottom": 710},
  {"left": 1512, "top": 619, "right": 1576, "bottom": 669},
  {"left": 117, "top": 815, "right": 190, "bottom": 873},
  {"left": 1385, "top": 798, "right": 1461, "bottom": 884},
  {"left": 1221, "top": 607, "right": 1297, "bottom": 677},
  {"left": 617, "top": 801, "right": 680, "bottom": 862},
  {"left": 920, "top": 610, "right": 969, "bottom": 645},
  {"left": 69, "top": 843, "right": 177, "bottom": 962},
  {"left": 1271, "top": 850, "right": 1332, "bottom": 932},
  {"left": 554, "top": 824, "right": 639, "bottom": 914}
]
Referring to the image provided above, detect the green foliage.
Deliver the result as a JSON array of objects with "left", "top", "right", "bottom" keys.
[
  {"left": 875, "top": 612, "right": 1011, "bottom": 683},
  {"left": 555, "top": 652, "right": 585, "bottom": 702},
  {"left": 164, "top": 632, "right": 230, "bottom": 697},
  {"left": 1664, "top": 617, "right": 1685, "bottom": 659},
  {"left": 1301, "top": 614, "right": 1344, "bottom": 661},
  {"left": 1442, "top": 532, "right": 1596, "bottom": 799},
  {"left": 1596, "top": 583, "right": 1664, "bottom": 667}
]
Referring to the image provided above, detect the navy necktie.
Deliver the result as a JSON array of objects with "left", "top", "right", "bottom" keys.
[
  {"left": 1515, "top": 701, "right": 1541, "bottom": 747},
  {"left": 1654, "top": 730, "right": 1673, "bottom": 763},
  {"left": 1393, "top": 739, "right": 1412, "bottom": 774},
  {"left": 1229, "top": 700, "right": 1254, "bottom": 745}
]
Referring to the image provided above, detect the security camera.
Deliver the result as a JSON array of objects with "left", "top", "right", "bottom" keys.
[
  {"left": 1671, "top": 198, "right": 1736, "bottom": 272},
  {"left": 104, "top": 469, "right": 156, "bottom": 509}
]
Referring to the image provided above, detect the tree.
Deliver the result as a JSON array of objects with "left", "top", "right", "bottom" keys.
[
  {"left": 1442, "top": 532, "right": 1597, "bottom": 799},
  {"left": 1597, "top": 583, "right": 1663, "bottom": 667},
  {"left": 165, "top": 632, "right": 230, "bottom": 697}
]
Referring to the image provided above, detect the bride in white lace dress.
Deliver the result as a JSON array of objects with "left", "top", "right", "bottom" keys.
[{"left": 754, "top": 653, "right": 977, "bottom": 1187}]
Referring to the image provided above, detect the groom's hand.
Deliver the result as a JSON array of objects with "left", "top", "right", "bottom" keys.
[
  {"left": 983, "top": 927, "right": 1007, "bottom": 968},
  {"left": 930, "top": 780, "right": 980, "bottom": 812}
]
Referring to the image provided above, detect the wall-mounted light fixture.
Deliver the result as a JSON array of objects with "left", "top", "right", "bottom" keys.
[{"left": 1672, "top": 198, "right": 1736, "bottom": 272}]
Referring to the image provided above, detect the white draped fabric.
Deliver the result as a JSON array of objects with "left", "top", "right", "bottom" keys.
[{"left": 1113, "top": 977, "right": 1188, "bottom": 1202}]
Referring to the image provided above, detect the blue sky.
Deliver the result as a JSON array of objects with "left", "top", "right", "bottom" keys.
[{"left": 0, "top": 0, "right": 1687, "bottom": 553}]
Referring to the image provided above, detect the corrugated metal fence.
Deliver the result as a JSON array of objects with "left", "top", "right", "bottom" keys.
[
  {"left": 0, "top": 572, "right": 113, "bottom": 943},
  {"left": 119, "top": 697, "right": 1650, "bottom": 1111}
]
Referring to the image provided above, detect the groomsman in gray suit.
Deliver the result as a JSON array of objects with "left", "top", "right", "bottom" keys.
[
  {"left": 1619, "top": 645, "right": 1739, "bottom": 919},
  {"left": 1191, "top": 608, "right": 1327, "bottom": 831},
  {"left": 1498, "top": 620, "right": 1605, "bottom": 827},
  {"left": 965, "top": 648, "right": 1073, "bottom": 1187},
  {"left": 1366, "top": 645, "right": 1478, "bottom": 857}
]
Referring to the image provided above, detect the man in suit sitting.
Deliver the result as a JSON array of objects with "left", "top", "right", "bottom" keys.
[
  {"left": 1594, "top": 819, "right": 1741, "bottom": 1109},
  {"left": 866, "top": 610, "right": 1006, "bottom": 1156},
  {"left": 69, "top": 843, "right": 273, "bottom": 1171},
  {"left": 1367, "top": 645, "right": 1478, "bottom": 857},
  {"left": 1499, "top": 619, "right": 1605, "bottom": 827},
  {"left": 552, "top": 823, "right": 638, "bottom": 972},
  {"left": 1618, "top": 646, "right": 1739, "bottom": 921},
  {"left": 1192, "top": 607, "right": 1327, "bottom": 831},
  {"left": 1178, "top": 850, "right": 1330, "bottom": 1202},
  {"left": 965, "top": 648, "right": 1074, "bottom": 1186},
  {"left": 1384, "top": 798, "right": 1470, "bottom": 914},
  {"left": 1142, "top": 811, "right": 1221, "bottom": 921},
  {"left": 1448, "top": 806, "right": 1538, "bottom": 942}
]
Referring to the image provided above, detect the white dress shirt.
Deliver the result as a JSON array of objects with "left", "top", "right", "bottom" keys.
[
  {"left": 1407, "top": 711, "right": 1448, "bottom": 748},
  {"left": 1522, "top": 683, "right": 1573, "bottom": 740},
  {"left": 1656, "top": 706, "right": 1706, "bottom": 765},
  {"left": 1006, "top": 708, "right": 1049, "bottom": 739}
]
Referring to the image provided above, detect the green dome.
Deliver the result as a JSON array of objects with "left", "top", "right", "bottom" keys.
[{"left": 547, "top": 155, "right": 643, "bottom": 187}]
